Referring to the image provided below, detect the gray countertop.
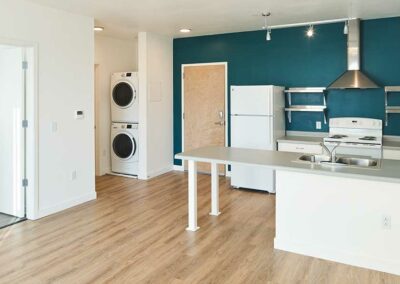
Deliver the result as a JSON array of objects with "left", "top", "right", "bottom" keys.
[
  {"left": 277, "top": 135, "right": 400, "bottom": 150},
  {"left": 176, "top": 146, "right": 400, "bottom": 183}
]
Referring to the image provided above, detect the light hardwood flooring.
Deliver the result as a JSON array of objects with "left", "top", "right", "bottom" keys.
[{"left": 0, "top": 172, "right": 399, "bottom": 283}]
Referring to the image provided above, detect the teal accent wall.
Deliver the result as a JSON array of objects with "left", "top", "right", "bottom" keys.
[{"left": 173, "top": 17, "right": 400, "bottom": 165}]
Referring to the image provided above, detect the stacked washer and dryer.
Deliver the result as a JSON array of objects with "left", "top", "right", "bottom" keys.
[{"left": 110, "top": 72, "right": 139, "bottom": 176}]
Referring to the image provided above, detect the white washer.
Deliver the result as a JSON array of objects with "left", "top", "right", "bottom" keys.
[
  {"left": 111, "top": 122, "right": 139, "bottom": 176},
  {"left": 111, "top": 72, "right": 139, "bottom": 123}
]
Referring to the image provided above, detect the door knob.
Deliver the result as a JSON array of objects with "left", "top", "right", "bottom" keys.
[{"left": 214, "top": 121, "right": 225, "bottom": 126}]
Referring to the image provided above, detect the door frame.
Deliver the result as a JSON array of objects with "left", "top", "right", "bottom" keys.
[
  {"left": 94, "top": 64, "right": 101, "bottom": 176},
  {"left": 0, "top": 37, "right": 38, "bottom": 220},
  {"left": 181, "top": 62, "right": 229, "bottom": 171}
]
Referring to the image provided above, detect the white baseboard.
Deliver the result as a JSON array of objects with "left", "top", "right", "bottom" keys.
[
  {"left": 35, "top": 191, "right": 97, "bottom": 220},
  {"left": 143, "top": 166, "right": 173, "bottom": 180},
  {"left": 173, "top": 165, "right": 184, "bottom": 171},
  {"left": 108, "top": 172, "right": 138, "bottom": 179},
  {"left": 274, "top": 238, "right": 400, "bottom": 276}
]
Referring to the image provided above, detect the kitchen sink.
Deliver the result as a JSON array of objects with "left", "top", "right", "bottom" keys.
[
  {"left": 336, "top": 157, "right": 378, "bottom": 167},
  {"left": 298, "top": 154, "right": 331, "bottom": 163},
  {"left": 298, "top": 155, "right": 379, "bottom": 168}
]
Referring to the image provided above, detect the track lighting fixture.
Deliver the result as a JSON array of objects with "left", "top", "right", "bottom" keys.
[
  {"left": 343, "top": 20, "right": 349, "bottom": 34},
  {"left": 306, "top": 25, "right": 314, "bottom": 37},
  {"left": 262, "top": 12, "right": 272, "bottom": 42},
  {"left": 266, "top": 29, "right": 271, "bottom": 41}
]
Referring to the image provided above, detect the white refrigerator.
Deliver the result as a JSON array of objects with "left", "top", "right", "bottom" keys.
[{"left": 230, "top": 85, "right": 285, "bottom": 193}]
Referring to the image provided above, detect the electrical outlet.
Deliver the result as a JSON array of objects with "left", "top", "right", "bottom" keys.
[
  {"left": 71, "top": 170, "right": 77, "bottom": 181},
  {"left": 382, "top": 215, "right": 391, "bottom": 230},
  {"left": 316, "top": 121, "right": 322, "bottom": 130}
]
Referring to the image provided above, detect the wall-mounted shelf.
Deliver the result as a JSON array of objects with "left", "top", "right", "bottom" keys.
[
  {"left": 386, "top": 106, "right": 400, "bottom": 113},
  {"left": 284, "top": 87, "right": 327, "bottom": 124},
  {"left": 284, "top": 87, "right": 326, "bottom": 94},
  {"left": 384, "top": 86, "right": 400, "bottom": 126}
]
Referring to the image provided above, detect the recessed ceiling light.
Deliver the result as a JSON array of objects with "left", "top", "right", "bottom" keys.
[
  {"left": 94, "top": 26, "right": 104, "bottom": 32},
  {"left": 180, "top": 28, "right": 192, "bottom": 33}
]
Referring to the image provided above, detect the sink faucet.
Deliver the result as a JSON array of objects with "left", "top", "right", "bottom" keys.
[{"left": 320, "top": 142, "right": 341, "bottom": 162}]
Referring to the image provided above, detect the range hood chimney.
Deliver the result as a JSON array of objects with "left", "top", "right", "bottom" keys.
[{"left": 328, "top": 19, "right": 379, "bottom": 89}]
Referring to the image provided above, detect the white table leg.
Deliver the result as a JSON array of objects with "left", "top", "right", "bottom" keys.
[
  {"left": 210, "top": 162, "right": 221, "bottom": 216},
  {"left": 186, "top": 160, "right": 199, "bottom": 231}
]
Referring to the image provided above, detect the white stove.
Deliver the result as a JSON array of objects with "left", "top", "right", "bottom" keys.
[{"left": 323, "top": 118, "right": 383, "bottom": 158}]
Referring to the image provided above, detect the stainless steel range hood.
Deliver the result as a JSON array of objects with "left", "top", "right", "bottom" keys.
[{"left": 328, "top": 19, "right": 379, "bottom": 89}]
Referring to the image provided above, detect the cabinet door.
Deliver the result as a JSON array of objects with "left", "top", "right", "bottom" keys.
[
  {"left": 383, "top": 149, "right": 400, "bottom": 160},
  {"left": 278, "top": 142, "right": 323, "bottom": 154}
]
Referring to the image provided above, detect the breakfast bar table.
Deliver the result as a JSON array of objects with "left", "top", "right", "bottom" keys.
[{"left": 176, "top": 146, "right": 400, "bottom": 275}]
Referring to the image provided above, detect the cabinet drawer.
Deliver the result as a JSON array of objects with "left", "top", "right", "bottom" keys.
[
  {"left": 278, "top": 142, "right": 323, "bottom": 154},
  {"left": 383, "top": 149, "right": 400, "bottom": 160}
]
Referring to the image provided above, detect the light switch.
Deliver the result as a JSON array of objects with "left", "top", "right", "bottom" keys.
[{"left": 316, "top": 121, "right": 322, "bottom": 130}]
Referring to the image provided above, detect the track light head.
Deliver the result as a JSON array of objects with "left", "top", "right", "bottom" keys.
[
  {"left": 266, "top": 29, "right": 271, "bottom": 41},
  {"left": 306, "top": 25, "right": 314, "bottom": 37},
  {"left": 261, "top": 12, "right": 272, "bottom": 42},
  {"left": 343, "top": 21, "right": 349, "bottom": 35}
]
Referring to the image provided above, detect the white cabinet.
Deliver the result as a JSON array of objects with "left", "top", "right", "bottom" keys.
[
  {"left": 278, "top": 142, "right": 323, "bottom": 155},
  {"left": 383, "top": 149, "right": 400, "bottom": 160}
]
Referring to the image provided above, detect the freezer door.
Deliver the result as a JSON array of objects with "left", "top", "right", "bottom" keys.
[
  {"left": 231, "top": 115, "right": 274, "bottom": 150},
  {"left": 231, "top": 86, "right": 273, "bottom": 116}
]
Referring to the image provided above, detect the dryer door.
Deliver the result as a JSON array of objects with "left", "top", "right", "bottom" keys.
[
  {"left": 112, "top": 81, "right": 136, "bottom": 108},
  {"left": 112, "top": 133, "right": 137, "bottom": 160}
]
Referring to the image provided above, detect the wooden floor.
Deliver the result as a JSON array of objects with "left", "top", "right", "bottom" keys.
[{"left": 0, "top": 172, "right": 399, "bottom": 284}]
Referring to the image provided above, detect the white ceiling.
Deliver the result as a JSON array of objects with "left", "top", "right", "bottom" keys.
[{"left": 26, "top": 0, "right": 400, "bottom": 39}]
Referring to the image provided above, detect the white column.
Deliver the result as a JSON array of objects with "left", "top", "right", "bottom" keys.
[
  {"left": 186, "top": 160, "right": 199, "bottom": 231},
  {"left": 210, "top": 162, "right": 221, "bottom": 216}
]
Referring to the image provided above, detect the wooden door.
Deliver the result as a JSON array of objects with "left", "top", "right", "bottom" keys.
[{"left": 183, "top": 64, "right": 226, "bottom": 174}]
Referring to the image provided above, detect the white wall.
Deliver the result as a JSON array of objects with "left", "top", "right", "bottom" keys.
[
  {"left": 94, "top": 35, "right": 138, "bottom": 175},
  {"left": 138, "top": 32, "right": 173, "bottom": 179},
  {"left": 0, "top": 0, "right": 95, "bottom": 219}
]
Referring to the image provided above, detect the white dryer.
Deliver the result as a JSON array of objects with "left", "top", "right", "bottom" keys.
[
  {"left": 111, "top": 72, "right": 139, "bottom": 123},
  {"left": 111, "top": 122, "right": 139, "bottom": 176}
]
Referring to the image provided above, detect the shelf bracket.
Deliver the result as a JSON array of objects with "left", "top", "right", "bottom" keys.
[{"left": 287, "top": 110, "right": 292, "bottom": 123}]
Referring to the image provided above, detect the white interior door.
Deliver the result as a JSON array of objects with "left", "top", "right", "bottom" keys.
[{"left": 0, "top": 45, "right": 26, "bottom": 218}]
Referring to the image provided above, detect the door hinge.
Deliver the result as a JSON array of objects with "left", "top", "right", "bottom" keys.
[
  {"left": 22, "top": 178, "right": 28, "bottom": 187},
  {"left": 22, "top": 120, "right": 28, "bottom": 128},
  {"left": 22, "top": 61, "right": 28, "bottom": 70},
  {"left": 182, "top": 112, "right": 185, "bottom": 119},
  {"left": 182, "top": 72, "right": 185, "bottom": 79}
]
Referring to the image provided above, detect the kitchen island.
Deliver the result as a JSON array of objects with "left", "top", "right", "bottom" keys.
[{"left": 175, "top": 146, "right": 400, "bottom": 275}]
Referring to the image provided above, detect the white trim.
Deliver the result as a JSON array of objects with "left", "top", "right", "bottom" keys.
[
  {"left": 274, "top": 238, "right": 400, "bottom": 276},
  {"left": 36, "top": 192, "right": 97, "bottom": 219},
  {"left": 0, "top": 38, "right": 39, "bottom": 220},
  {"left": 108, "top": 172, "right": 138, "bottom": 179},
  {"left": 181, "top": 62, "right": 229, "bottom": 172},
  {"left": 94, "top": 64, "right": 101, "bottom": 176},
  {"left": 173, "top": 165, "right": 184, "bottom": 171},
  {"left": 146, "top": 166, "right": 173, "bottom": 180}
]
